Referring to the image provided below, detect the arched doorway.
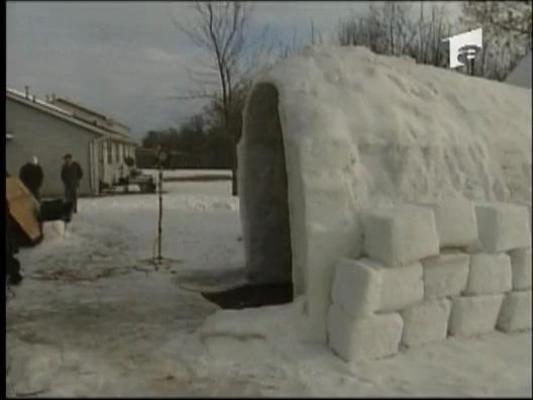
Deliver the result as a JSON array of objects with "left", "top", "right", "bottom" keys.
[
  {"left": 241, "top": 83, "right": 293, "bottom": 286},
  {"left": 200, "top": 83, "right": 294, "bottom": 309}
]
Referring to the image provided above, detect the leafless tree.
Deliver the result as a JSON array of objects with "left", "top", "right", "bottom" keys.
[
  {"left": 460, "top": 1, "right": 532, "bottom": 80},
  {"left": 336, "top": 2, "right": 453, "bottom": 69},
  {"left": 174, "top": 1, "right": 258, "bottom": 196},
  {"left": 462, "top": 1, "right": 532, "bottom": 42}
]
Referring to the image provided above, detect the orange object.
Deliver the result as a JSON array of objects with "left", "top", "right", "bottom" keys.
[{"left": 6, "top": 176, "right": 42, "bottom": 242}]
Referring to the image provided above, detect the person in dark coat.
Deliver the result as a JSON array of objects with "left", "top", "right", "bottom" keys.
[
  {"left": 19, "top": 156, "right": 44, "bottom": 200},
  {"left": 6, "top": 201, "right": 23, "bottom": 286},
  {"left": 60, "top": 154, "right": 83, "bottom": 213}
]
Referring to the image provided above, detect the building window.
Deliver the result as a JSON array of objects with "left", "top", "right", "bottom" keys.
[{"left": 115, "top": 143, "right": 120, "bottom": 162}]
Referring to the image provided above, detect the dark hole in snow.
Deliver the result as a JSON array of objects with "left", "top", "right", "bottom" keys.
[
  {"left": 242, "top": 83, "right": 293, "bottom": 289},
  {"left": 201, "top": 283, "right": 293, "bottom": 309}
]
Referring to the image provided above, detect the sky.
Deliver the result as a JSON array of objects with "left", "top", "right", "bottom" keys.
[{"left": 6, "top": 1, "right": 461, "bottom": 139}]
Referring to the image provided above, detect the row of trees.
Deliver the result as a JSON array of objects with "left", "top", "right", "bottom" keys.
[
  {"left": 460, "top": 1, "right": 532, "bottom": 79},
  {"left": 337, "top": 3, "right": 454, "bottom": 68},
  {"left": 141, "top": 1, "right": 532, "bottom": 195},
  {"left": 141, "top": 113, "right": 232, "bottom": 169},
  {"left": 336, "top": 1, "right": 531, "bottom": 77}
]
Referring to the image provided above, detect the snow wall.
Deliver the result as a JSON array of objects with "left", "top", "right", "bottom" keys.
[
  {"left": 328, "top": 201, "right": 531, "bottom": 362},
  {"left": 506, "top": 51, "right": 532, "bottom": 89},
  {"left": 238, "top": 46, "right": 532, "bottom": 343}
]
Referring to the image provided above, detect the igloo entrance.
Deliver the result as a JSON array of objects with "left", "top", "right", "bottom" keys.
[
  {"left": 201, "top": 83, "right": 294, "bottom": 309},
  {"left": 240, "top": 83, "right": 293, "bottom": 286}
]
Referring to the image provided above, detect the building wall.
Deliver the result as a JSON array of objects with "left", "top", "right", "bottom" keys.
[
  {"left": 6, "top": 98, "right": 97, "bottom": 197},
  {"left": 96, "top": 139, "right": 137, "bottom": 187}
]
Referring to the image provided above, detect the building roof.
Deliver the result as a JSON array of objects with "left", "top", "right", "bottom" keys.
[
  {"left": 51, "top": 96, "right": 131, "bottom": 133},
  {"left": 6, "top": 88, "right": 138, "bottom": 145}
]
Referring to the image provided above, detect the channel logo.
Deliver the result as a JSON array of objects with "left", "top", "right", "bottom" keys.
[{"left": 442, "top": 28, "right": 483, "bottom": 69}]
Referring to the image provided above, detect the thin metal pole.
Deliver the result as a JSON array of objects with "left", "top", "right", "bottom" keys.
[{"left": 157, "top": 163, "right": 163, "bottom": 262}]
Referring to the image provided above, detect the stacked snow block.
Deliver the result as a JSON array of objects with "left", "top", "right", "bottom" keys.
[
  {"left": 327, "top": 205, "right": 437, "bottom": 363},
  {"left": 326, "top": 201, "right": 532, "bottom": 365},
  {"left": 473, "top": 203, "right": 531, "bottom": 334},
  {"left": 433, "top": 202, "right": 531, "bottom": 337}
]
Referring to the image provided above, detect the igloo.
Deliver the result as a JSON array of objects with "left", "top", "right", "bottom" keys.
[{"left": 238, "top": 46, "right": 532, "bottom": 343}]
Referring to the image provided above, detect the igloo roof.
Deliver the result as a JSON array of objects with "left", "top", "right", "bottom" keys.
[{"left": 250, "top": 46, "right": 532, "bottom": 206}]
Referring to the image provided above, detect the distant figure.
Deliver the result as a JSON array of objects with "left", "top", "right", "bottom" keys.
[
  {"left": 60, "top": 154, "right": 83, "bottom": 213},
  {"left": 19, "top": 156, "right": 44, "bottom": 200}
]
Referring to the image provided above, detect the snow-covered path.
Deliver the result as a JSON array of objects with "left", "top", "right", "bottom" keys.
[{"left": 6, "top": 178, "right": 532, "bottom": 397}]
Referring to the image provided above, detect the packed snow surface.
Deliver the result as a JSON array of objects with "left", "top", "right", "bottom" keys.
[
  {"left": 240, "top": 46, "right": 531, "bottom": 341},
  {"left": 256, "top": 45, "right": 532, "bottom": 207},
  {"left": 6, "top": 176, "right": 531, "bottom": 397}
]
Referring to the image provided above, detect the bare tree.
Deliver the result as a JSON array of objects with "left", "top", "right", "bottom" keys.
[
  {"left": 174, "top": 1, "right": 255, "bottom": 196},
  {"left": 462, "top": 1, "right": 532, "bottom": 42},
  {"left": 336, "top": 2, "right": 453, "bottom": 69},
  {"left": 460, "top": 1, "right": 532, "bottom": 80}
]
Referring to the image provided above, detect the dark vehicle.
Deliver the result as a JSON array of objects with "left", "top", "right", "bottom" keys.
[{"left": 117, "top": 168, "right": 156, "bottom": 193}]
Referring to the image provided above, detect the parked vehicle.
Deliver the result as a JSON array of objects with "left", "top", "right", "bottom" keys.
[{"left": 101, "top": 157, "right": 156, "bottom": 194}]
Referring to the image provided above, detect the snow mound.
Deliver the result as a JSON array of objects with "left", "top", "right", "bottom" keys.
[
  {"left": 199, "top": 297, "right": 306, "bottom": 343},
  {"left": 240, "top": 45, "right": 531, "bottom": 342},
  {"left": 42, "top": 221, "right": 66, "bottom": 241},
  {"left": 247, "top": 45, "right": 531, "bottom": 206},
  {"left": 6, "top": 338, "right": 62, "bottom": 396}
]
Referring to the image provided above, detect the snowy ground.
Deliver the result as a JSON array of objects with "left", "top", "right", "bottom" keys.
[
  {"left": 142, "top": 168, "right": 231, "bottom": 181},
  {"left": 6, "top": 174, "right": 532, "bottom": 397}
]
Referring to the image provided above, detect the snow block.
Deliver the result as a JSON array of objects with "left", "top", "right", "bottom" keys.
[
  {"left": 465, "top": 253, "right": 512, "bottom": 295},
  {"left": 424, "top": 199, "right": 479, "bottom": 249},
  {"left": 327, "top": 304, "right": 403, "bottom": 363},
  {"left": 475, "top": 203, "right": 531, "bottom": 253},
  {"left": 400, "top": 298, "right": 451, "bottom": 348},
  {"left": 448, "top": 295, "right": 504, "bottom": 337},
  {"left": 331, "top": 258, "right": 382, "bottom": 318},
  {"left": 42, "top": 221, "right": 66, "bottom": 240},
  {"left": 354, "top": 258, "right": 424, "bottom": 312},
  {"left": 361, "top": 205, "right": 439, "bottom": 267},
  {"left": 496, "top": 291, "right": 532, "bottom": 332},
  {"left": 422, "top": 253, "right": 470, "bottom": 299},
  {"left": 509, "top": 248, "right": 532, "bottom": 291}
]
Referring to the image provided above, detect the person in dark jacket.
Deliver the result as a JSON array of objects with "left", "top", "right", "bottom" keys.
[
  {"left": 6, "top": 201, "right": 23, "bottom": 286},
  {"left": 19, "top": 156, "right": 44, "bottom": 200},
  {"left": 60, "top": 154, "right": 83, "bottom": 213}
]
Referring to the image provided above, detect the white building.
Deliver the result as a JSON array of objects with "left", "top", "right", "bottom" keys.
[{"left": 6, "top": 87, "right": 138, "bottom": 197}]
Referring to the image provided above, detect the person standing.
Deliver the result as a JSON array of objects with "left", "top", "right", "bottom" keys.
[
  {"left": 6, "top": 200, "right": 23, "bottom": 287},
  {"left": 19, "top": 156, "right": 44, "bottom": 200},
  {"left": 60, "top": 154, "right": 83, "bottom": 213}
]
